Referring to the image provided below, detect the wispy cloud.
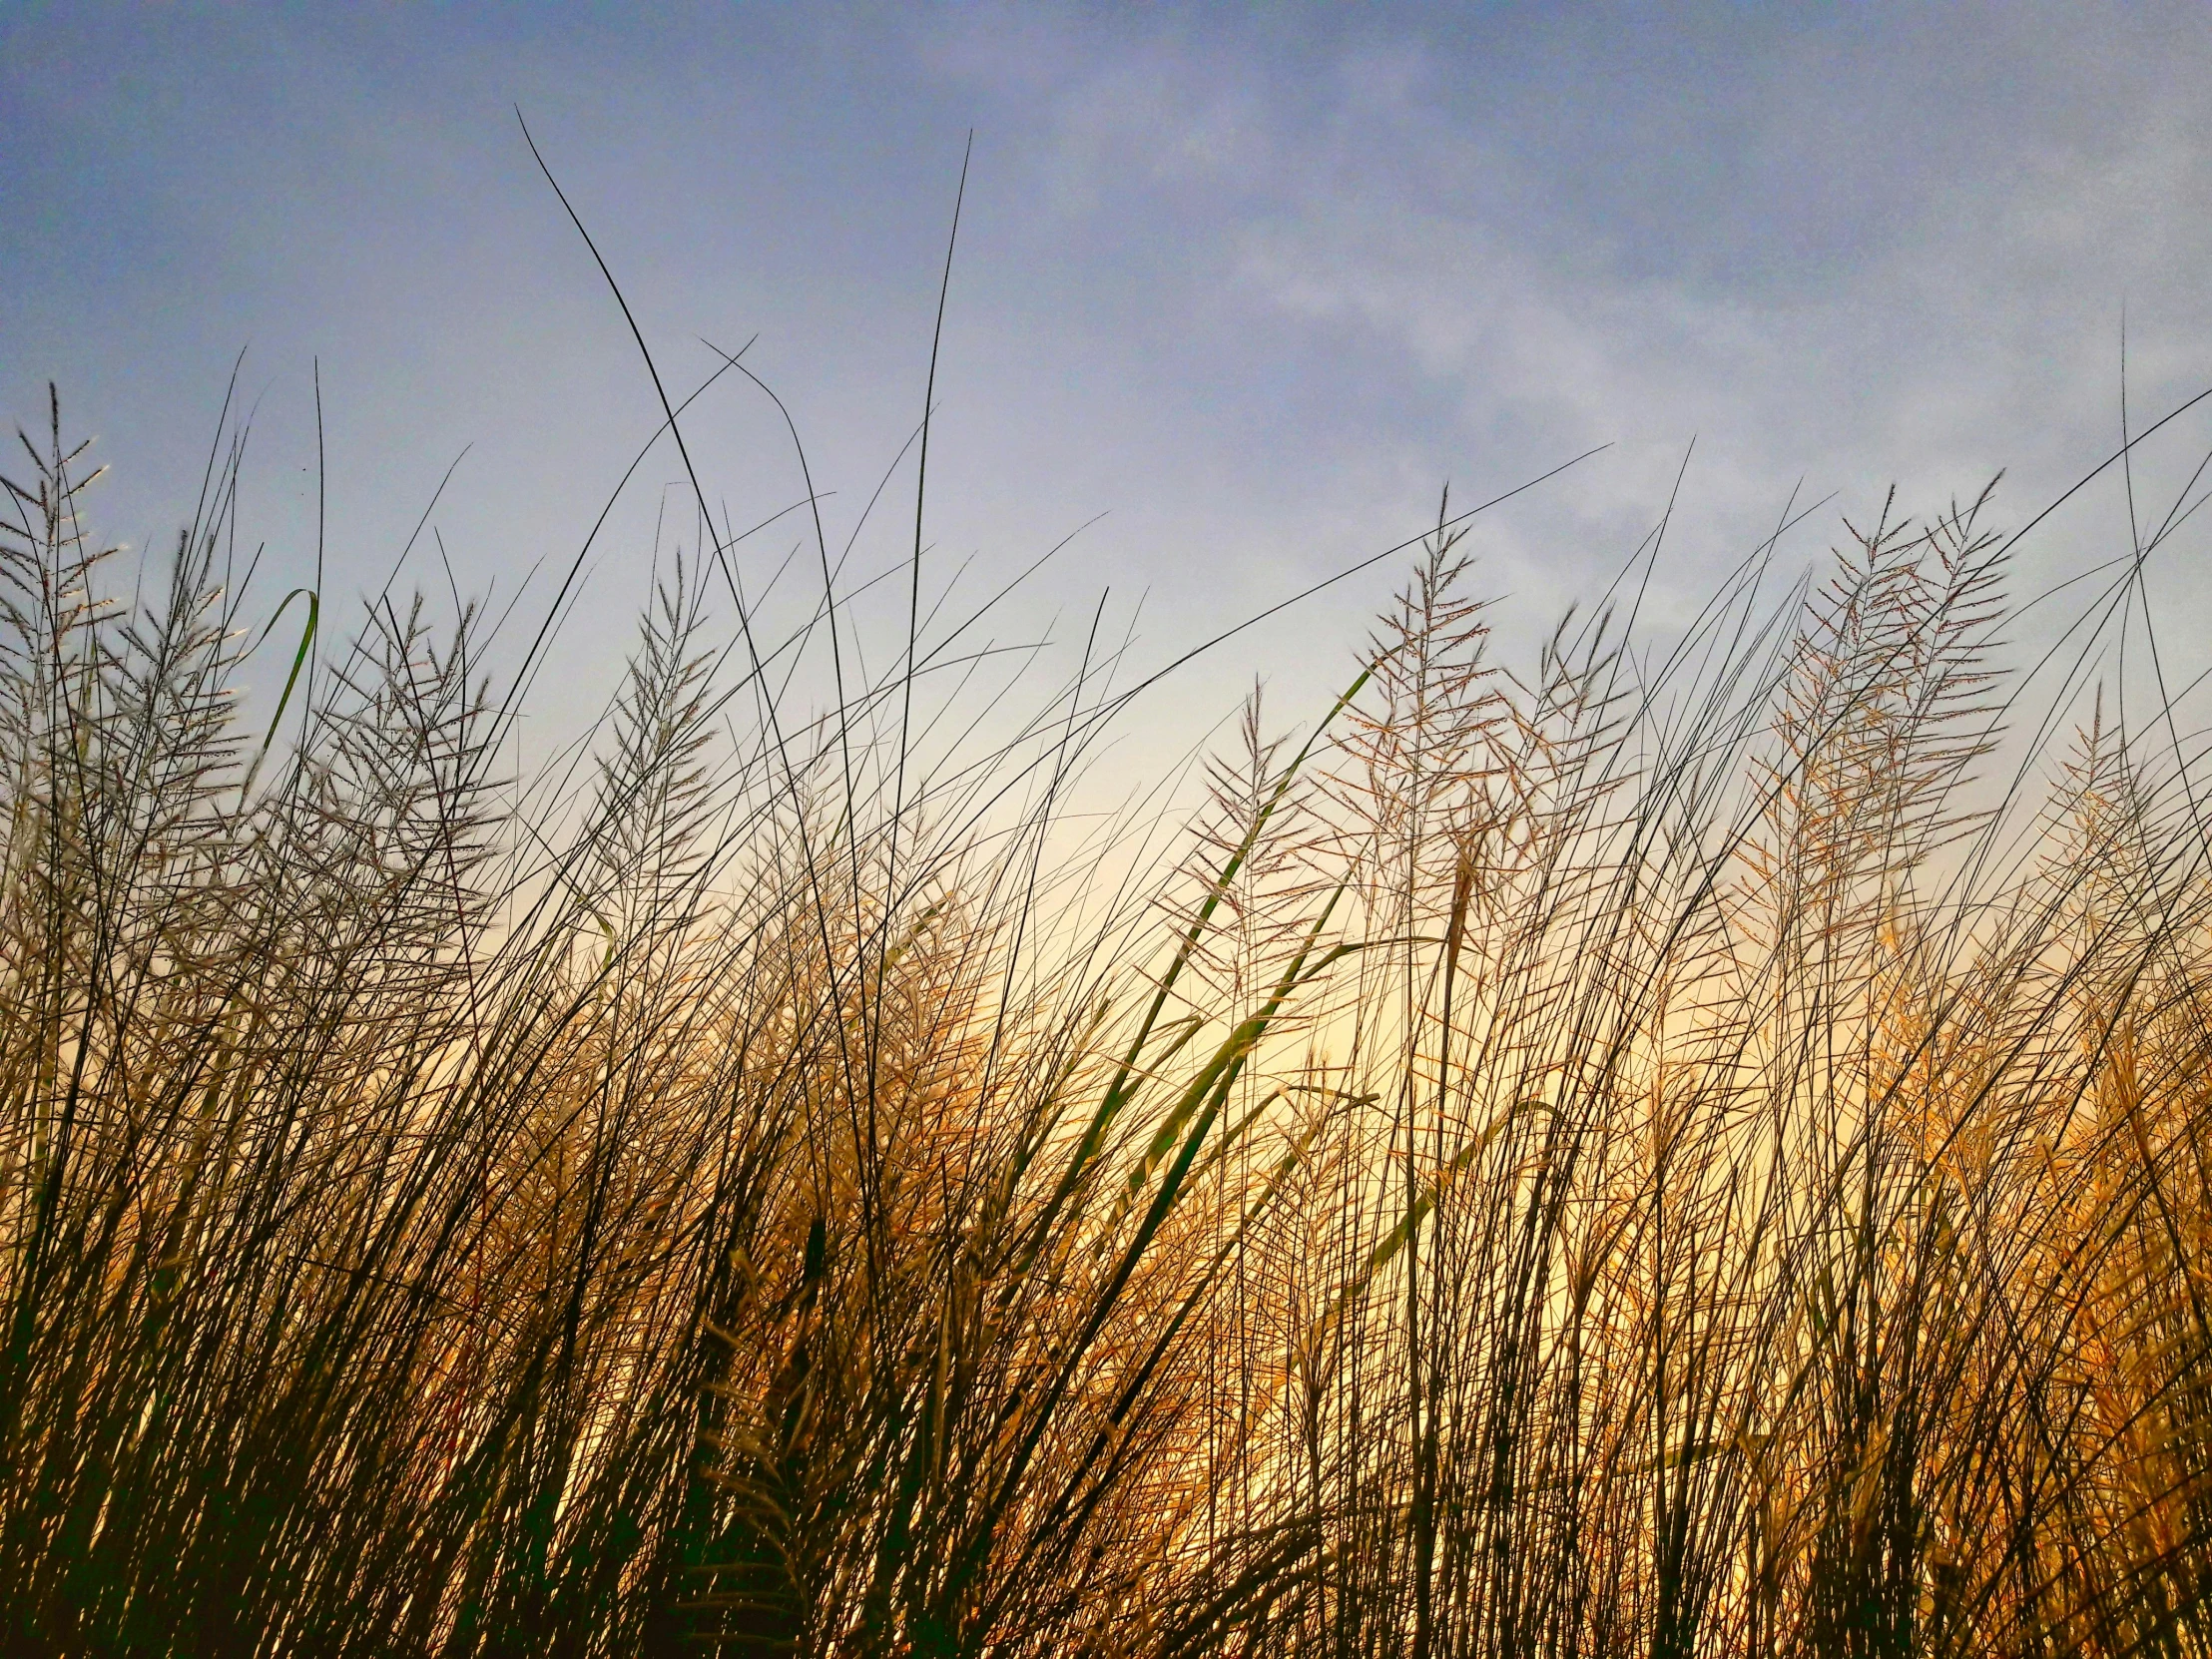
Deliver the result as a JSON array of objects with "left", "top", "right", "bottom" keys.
[{"left": 10, "top": 3, "right": 2212, "bottom": 767}]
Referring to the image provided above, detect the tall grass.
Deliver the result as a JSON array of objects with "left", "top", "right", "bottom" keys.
[{"left": 3, "top": 370, "right": 2210, "bottom": 1658}]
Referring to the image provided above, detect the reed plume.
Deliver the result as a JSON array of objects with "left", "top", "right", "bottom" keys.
[{"left": 2, "top": 379, "right": 2208, "bottom": 1658}]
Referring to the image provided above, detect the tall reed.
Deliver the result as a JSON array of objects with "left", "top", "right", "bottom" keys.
[{"left": 2, "top": 378, "right": 2208, "bottom": 1657}]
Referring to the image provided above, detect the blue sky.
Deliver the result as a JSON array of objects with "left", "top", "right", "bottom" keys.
[{"left": 8, "top": 3, "right": 2212, "bottom": 792}]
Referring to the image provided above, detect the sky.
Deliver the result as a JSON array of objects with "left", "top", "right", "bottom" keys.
[{"left": 7, "top": 2, "right": 2212, "bottom": 806}]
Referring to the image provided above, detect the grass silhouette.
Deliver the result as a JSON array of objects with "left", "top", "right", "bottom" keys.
[{"left": 4, "top": 319, "right": 2211, "bottom": 1657}]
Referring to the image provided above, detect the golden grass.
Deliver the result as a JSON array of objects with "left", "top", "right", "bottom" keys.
[{"left": 2, "top": 387, "right": 2210, "bottom": 1657}]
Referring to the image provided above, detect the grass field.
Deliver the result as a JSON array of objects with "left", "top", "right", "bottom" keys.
[{"left": 3, "top": 372, "right": 2210, "bottom": 1657}]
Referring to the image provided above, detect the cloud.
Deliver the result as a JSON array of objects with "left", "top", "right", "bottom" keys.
[{"left": 11, "top": 3, "right": 2212, "bottom": 794}]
